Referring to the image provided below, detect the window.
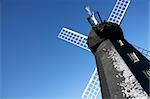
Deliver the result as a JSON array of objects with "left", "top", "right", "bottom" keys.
[
  {"left": 142, "top": 69, "right": 150, "bottom": 79},
  {"left": 127, "top": 52, "right": 140, "bottom": 63},
  {"left": 118, "top": 40, "right": 124, "bottom": 46}
]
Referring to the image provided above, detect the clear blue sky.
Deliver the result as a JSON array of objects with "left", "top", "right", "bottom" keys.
[{"left": 0, "top": 0, "right": 149, "bottom": 99}]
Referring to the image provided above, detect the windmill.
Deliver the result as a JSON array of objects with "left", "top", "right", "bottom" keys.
[{"left": 57, "top": 0, "right": 150, "bottom": 98}]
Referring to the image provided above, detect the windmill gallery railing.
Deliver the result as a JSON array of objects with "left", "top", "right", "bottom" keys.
[{"left": 134, "top": 45, "right": 150, "bottom": 60}]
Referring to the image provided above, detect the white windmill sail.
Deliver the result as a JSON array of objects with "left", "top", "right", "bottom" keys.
[
  {"left": 57, "top": 0, "right": 150, "bottom": 99},
  {"left": 107, "top": 0, "right": 131, "bottom": 24},
  {"left": 58, "top": 27, "right": 90, "bottom": 52},
  {"left": 81, "top": 68, "right": 100, "bottom": 99}
]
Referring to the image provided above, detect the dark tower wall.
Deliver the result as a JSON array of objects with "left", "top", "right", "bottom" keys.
[
  {"left": 111, "top": 39, "right": 150, "bottom": 95},
  {"left": 87, "top": 22, "right": 150, "bottom": 99}
]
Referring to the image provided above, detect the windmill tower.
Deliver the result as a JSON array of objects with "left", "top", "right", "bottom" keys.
[{"left": 57, "top": 0, "right": 150, "bottom": 99}]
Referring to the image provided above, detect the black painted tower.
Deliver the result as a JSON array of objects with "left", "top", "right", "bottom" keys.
[{"left": 87, "top": 22, "right": 150, "bottom": 99}]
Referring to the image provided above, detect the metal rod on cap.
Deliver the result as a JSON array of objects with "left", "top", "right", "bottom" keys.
[{"left": 97, "top": 11, "right": 103, "bottom": 23}]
